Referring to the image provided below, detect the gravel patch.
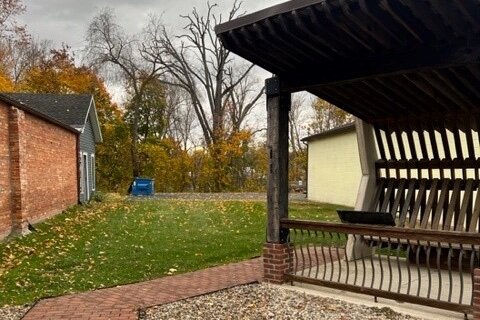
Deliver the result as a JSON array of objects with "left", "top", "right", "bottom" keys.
[
  {"left": 144, "top": 284, "right": 419, "bottom": 320},
  {"left": 0, "top": 305, "right": 30, "bottom": 320}
]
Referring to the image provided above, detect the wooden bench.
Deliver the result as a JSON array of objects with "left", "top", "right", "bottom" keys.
[{"left": 350, "top": 116, "right": 480, "bottom": 267}]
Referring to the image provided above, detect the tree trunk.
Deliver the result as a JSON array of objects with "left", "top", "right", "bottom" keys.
[
  {"left": 211, "top": 115, "right": 226, "bottom": 192},
  {"left": 131, "top": 102, "right": 141, "bottom": 177}
]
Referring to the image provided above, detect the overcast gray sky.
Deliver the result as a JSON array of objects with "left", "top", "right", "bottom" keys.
[{"left": 20, "top": 0, "right": 285, "bottom": 53}]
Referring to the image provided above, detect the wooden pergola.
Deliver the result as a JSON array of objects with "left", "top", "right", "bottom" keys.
[
  {"left": 216, "top": 0, "right": 480, "bottom": 314},
  {"left": 216, "top": 0, "right": 480, "bottom": 235}
]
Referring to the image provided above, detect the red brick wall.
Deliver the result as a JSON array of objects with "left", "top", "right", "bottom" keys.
[
  {"left": 8, "top": 106, "right": 27, "bottom": 233},
  {"left": 0, "top": 103, "right": 12, "bottom": 237},
  {"left": 23, "top": 113, "right": 78, "bottom": 223},
  {"left": 263, "top": 242, "right": 293, "bottom": 284},
  {"left": 0, "top": 102, "right": 78, "bottom": 238}
]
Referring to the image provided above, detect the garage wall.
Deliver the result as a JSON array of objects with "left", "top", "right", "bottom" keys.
[{"left": 306, "top": 127, "right": 361, "bottom": 207}]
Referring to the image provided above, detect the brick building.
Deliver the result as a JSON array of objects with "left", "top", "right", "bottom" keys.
[
  {"left": 0, "top": 94, "right": 80, "bottom": 239},
  {"left": 5, "top": 93, "right": 103, "bottom": 203}
]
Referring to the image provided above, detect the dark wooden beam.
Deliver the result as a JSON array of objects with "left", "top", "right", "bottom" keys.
[
  {"left": 280, "top": 41, "right": 480, "bottom": 92},
  {"left": 266, "top": 77, "right": 290, "bottom": 244},
  {"left": 214, "top": 0, "right": 321, "bottom": 35}
]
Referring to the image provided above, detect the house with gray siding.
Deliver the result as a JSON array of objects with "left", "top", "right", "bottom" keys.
[{"left": 4, "top": 93, "right": 103, "bottom": 203}]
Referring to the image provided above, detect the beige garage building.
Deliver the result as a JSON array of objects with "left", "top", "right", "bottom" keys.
[{"left": 303, "top": 123, "right": 361, "bottom": 207}]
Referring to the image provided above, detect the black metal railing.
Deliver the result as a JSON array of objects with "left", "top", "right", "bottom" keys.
[{"left": 281, "top": 219, "right": 480, "bottom": 316}]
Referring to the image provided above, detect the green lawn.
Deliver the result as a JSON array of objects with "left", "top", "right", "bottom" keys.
[{"left": 0, "top": 195, "right": 344, "bottom": 306}]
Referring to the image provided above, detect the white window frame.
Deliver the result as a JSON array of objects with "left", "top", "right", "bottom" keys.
[
  {"left": 91, "top": 154, "right": 96, "bottom": 191},
  {"left": 82, "top": 152, "right": 89, "bottom": 200},
  {"left": 80, "top": 152, "right": 85, "bottom": 195}
]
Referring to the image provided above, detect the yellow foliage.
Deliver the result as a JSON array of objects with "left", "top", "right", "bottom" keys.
[
  {"left": 0, "top": 72, "right": 13, "bottom": 91},
  {"left": 96, "top": 122, "right": 133, "bottom": 192},
  {"left": 130, "top": 130, "right": 268, "bottom": 193},
  {"left": 139, "top": 138, "right": 191, "bottom": 192}
]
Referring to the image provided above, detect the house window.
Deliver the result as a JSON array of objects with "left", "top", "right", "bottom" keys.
[
  {"left": 80, "top": 153, "right": 85, "bottom": 194},
  {"left": 91, "top": 154, "right": 95, "bottom": 191},
  {"left": 80, "top": 152, "right": 89, "bottom": 200}
]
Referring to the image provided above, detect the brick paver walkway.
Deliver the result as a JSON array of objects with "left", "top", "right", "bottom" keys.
[{"left": 23, "top": 258, "right": 262, "bottom": 320}]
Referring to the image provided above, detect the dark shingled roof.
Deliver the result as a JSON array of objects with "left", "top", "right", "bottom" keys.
[
  {"left": 4, "top": 93, "right": 93, "bottom": 130},
  {"left": 0, "top": 93, "right": 80, "bottom": 134}
]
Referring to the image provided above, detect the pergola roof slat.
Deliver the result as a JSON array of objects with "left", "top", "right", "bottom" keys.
[
  {"left": 456, "top": 1, "right": 480, "bottom": 33},
  {"left": 339, "top": 0, "right": 394, "bottom": 50},
  {"left": 402, "top": 73, "right": 453, "bottom": 113},
  {"left": 360, "top": 79, "right": 415, "bottom": 114},
  {"left": 306, "top": 6, "right": 359, "bottom": 55},
  {"left": 429, "top": 0, "right": 473, "bottom": 37},
  {"left": 320, "top": 1, "right": 376, "bottom": 53},
  {"left": 358, "top": 0, "right": 404, "bottom": 46},
  {"left": 378, "top": 0, "right": 428, "bottom": 44},
  {"left": 290, "top": 10, "right": 344, "bottom": 59},
  {"left": 399, "top": 0, "right": 452, "bottom": 41},
  {"left": 276, "top": 14, "right": 335, "bottom": 61},
  {"left": 431, "top": 70, "right": 478, "bottom": 110},
  {"left": 451, "top": 67, "right": 480, "bottom": 101}
]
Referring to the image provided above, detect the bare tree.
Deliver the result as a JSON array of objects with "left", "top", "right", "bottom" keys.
[
  {"left": 0, "top": 0, "right": 25, "bottom": 39},
  {"left": 224, "top": 67, "right": 264, "bottom": 134},
  {"left": 85, "top": 8, "right": 164, "bottom": 176},
  {"left": 0, "top": 0, "right": 34, "bottom": 82},
  {"left": 288, "top": 93, "right": 311, "bottom": 187},
  {"left": 289, "top": 93, "right": 309, "bottom": 156},
  {"left": 164, "top": 83, "right": 198, "bottom": 151},
  {"left": 141, "top": 1, "right": 263, "bottom": 146},
  {"left": 1, "top": 38, "right": 50, "bottom": 83}
]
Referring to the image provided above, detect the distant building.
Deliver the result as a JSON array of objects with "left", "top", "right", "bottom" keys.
[
  {"left": 0, "top": 93, "right": 102, "bottom": 239},
  {"left": 302, "top": 123, "right": 361, "bottom": 207},
  {"left": 5, "top": 93, "right": 103, "bottom": 203}
]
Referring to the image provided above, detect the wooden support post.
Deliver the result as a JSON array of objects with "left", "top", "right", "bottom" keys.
[
  {"left": 264, "top": 76, "right": 291, "bottom": 284},
  {"left": 266, "top": 76, "right": 291, "bottom": 244},
  {"left": 346, "top": 118, "right": 378, "bottom": 259},
  {"left": 354, "top": 118, "right": 378, "bottom": 211}
]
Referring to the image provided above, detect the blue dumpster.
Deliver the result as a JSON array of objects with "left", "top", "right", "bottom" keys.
[{"left": 131, "top": 177, "right": 155, "bottom": 196}]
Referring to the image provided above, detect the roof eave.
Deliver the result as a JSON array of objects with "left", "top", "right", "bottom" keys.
[
  {"left": 302, "top": 122, "right": 356, "bottom": 142},
  {"left": 215, "top": 0, "right": 322, "bottom": 34},
  {"left": 87, "top": 97, "right": 103, "bottom": 143}
]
